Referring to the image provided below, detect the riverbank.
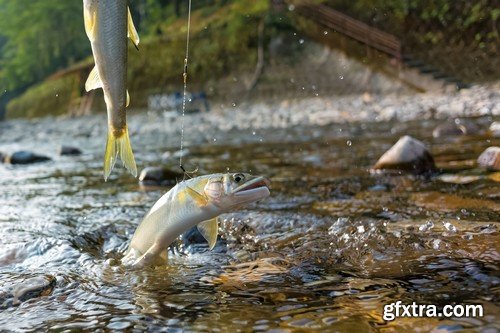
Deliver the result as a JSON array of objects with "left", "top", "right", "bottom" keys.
[{"left": 2, "top": 83, "right": 498, "bottom": 147}]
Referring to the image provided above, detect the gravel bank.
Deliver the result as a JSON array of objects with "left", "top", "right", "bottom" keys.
[{"left": 1, "top": 83, "right": 498, "bottom": 151}]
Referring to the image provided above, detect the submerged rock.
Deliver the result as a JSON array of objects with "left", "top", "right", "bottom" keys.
[
  {"left": 59, "top": 145, "right": 82, "bottom": 156},
  {"left": 432, "top": 120, "right": 481, "bottom": 138},
  {"left": 139, "top": 167, "right": 182, "bottom": 186},
  {"left": 1, "top": 151, "right": 52, "bottom": 164},
  {"left": 477, "top": 147, "right": 500, "bottom": 171},
  {"left": 372, "top": 136, "right": 436, "bottom": 174},
  {"left": 0, "top": 275, "right": 56, "bottom": 309}
]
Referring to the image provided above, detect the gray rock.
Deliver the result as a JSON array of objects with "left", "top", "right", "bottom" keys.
[
  {"left": 488, "top": 122, "right": 500, "bottom": 138},
  {"left": 59, "top": 145, "right": 82, "bottom": 156},
  {"left": 2, "top": 151, "right": 51, "bottom": 164},
  {"left": 0, "top": 275, "right": 56, "bottom": 309},
  {"left": 139, "top": 167, "right": 183, "bottom": 186},
  {"left": 477, "top": 147, "right": 500, "bottom": 171},
  {"left": 373, "top": 135, "right": 436, "bottom": 174}
]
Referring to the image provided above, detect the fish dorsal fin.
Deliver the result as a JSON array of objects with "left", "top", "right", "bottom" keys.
[
  {"left": 185, "top": 186, "right": 208, "bottom": 206},
  {"left": 126, "top": 90, "right": 130, "bottom": 107},
  {"left": 197, "top": 218, "right": 218, "bottom": 250},
  {"left": 83, "top": 7, "right": 98, "bottom": 42},
  {"left": 85, "top": 66, "right": 103, "bottom": 92},
  {"left": 127, "top": 7, "right": 140, "bottom": 48}
]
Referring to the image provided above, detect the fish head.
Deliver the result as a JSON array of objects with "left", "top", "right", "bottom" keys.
[{"left": 203, "top": 173, "right": 270, "bottom": 211}]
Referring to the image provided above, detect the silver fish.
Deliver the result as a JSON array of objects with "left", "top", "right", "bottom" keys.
[
  {"left": 83, "top": 0, "right": 140, "bottom": 180},
  {"left": 122, "top": 173, "right": 271, "bottom": 267}
]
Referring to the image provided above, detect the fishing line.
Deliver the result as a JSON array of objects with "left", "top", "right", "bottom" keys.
[{"left": 179, "top": 0, "right": 192, "bottom": 176}]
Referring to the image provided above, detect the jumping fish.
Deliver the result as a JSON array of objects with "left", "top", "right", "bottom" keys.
[
  {"left": 83, "top": 0, "right": 140, "bottom": 180},
  {"left": 122, "top": 173, "right": 271, "bottom": 267}
]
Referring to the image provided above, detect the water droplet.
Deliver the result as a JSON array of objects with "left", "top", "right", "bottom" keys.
[
  {"left": 323, "top": 31, "right": 328, "bottom": 35},
  {"left": 443, "top": 221, "right": 457, "bottom": 232},
  {"left": 346, "top": 140, "right": 352, "bottom": 146},
  {"left": 299, "top": 39, "right": 304, "bottom": 44},
  {"left": 339, "top": 75, "right": 344, "bottom": 80},
  {"left": 232, "top": 103, "right": 236, "bottom": 107}
]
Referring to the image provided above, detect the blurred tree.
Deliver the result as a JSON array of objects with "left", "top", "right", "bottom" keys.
[{"left": 0, "top": 0, "right": 89, "bottom": 92}]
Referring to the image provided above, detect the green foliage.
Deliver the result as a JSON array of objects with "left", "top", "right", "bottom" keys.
[
  {"left": 0, "top": 0, "right": 90, "bottom": 92},
  {"left": 6, "top": 75, "right": 77, "bottom": 118},
  {"left": 7, "top": 0, "right": 272, "bottom": 117},
  {"left": 128, "top": 0, "right": 270, "bottom": 101}
]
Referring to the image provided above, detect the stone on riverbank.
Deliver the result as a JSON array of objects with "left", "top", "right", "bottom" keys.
[
  {"left": 59, "top": 145, "right": 82, "bottom": 156},
  {"left": 372, "top": 136, "right": 436, "bottom": 174},
  {"left": 1, "top": 151, "right": 51, "bottom": 164},
  {"left": 0, "top": 275, "right": 56, "bottom": 309},
  {"left": 139, "top": 167, "right": 183, "bottom": 186},
  {"left": 477, "top": 147, "right": 500, "bottom": 171}
]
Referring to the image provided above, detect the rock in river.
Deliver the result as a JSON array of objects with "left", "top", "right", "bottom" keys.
[
  {"left": 59, "top": 145, "right": 82, "bottom": 156},
  {"left": 477, "top": 147, "right": 500, "bottom": 171},
  {"left": 489, "top": 122, "right": 500, "bottom": 138},
  {"left": 432, "top": 119, "right": 480, "bottom": 138},
  {"left": 1, "top": 151, "right": 52, "bottom": 164},
  {"left": 139, "top": 167, "right": 183, "bottom": 186},
  {"left": 0, "top": 275, "right": 56, "bottom": 309},
  {"left": 372, "top": 135, "right": 436, "bottom": 174}
]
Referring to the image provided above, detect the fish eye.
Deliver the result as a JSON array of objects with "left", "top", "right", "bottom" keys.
[{"left": 233, "top": 173, "right": 245, "bottom": 183}]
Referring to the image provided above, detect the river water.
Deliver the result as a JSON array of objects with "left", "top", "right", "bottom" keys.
[{"left": 0, "top": 110, "right": 498, "bottom": 332}]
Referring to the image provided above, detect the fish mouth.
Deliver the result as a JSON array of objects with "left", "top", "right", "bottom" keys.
[{"left": 232, "top": 176, "right": 271, "bottom": 194}]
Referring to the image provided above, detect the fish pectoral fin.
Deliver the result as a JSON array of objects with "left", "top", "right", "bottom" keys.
[
  {"left": 127, "top": 7, "right": 140, "bottom": 48},
  {"left": 185, "top": 186, "right": 209, "bottom": 206},
  {"left": 85, "top": 66, "right": 103, "bottom": 92},
  {"left": 197, "top": 217, "right": 219, "bottom": 250},
  {"left": 126, "top": 90, "right": 130, "bottom": 107},
  {"left": 104, "top": 126, "right": 137, "bottom": 181},
  {"left": 83, "top": 7, "right": 98, "bottom": 41}
]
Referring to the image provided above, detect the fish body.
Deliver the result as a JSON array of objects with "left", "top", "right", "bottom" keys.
[
  {"left": 123, "top": 173, "right": 271, "bottom": 267},
  {"left": 83, "top": 0, "right": 140, "bottom": 180}
]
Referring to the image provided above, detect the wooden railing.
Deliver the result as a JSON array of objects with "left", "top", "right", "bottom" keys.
[{"left": 289, "top": 1, "right": 402, "bottom": 60}]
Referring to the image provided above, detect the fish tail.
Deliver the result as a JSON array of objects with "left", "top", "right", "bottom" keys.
[{"left": 104, "top": 126, "right": 137, "bottom": 181}]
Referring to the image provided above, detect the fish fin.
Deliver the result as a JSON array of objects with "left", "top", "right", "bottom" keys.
[
  {"left": 126, "top": 90, "right": 130, "bottom": 107},
  {"left": 127, "top": 7, "right": 140, "bottom": 49},
  {"left": 185, "top": 186, "right": 208, "bottom": 206},
  {"left": 103, "top": 126, "right": 137, "bottom": 181},
  {"left": 85, "top": 66, "right": 103, "bottom": 92},
  {"left": 132, "top": 243, "right": 165, "bottom": 268},
  {"left": 197, "top": 217, "right": 219, "bottom": 250},
  {"left": 83, "top": 7, "right": 98, "bottom": 41}
]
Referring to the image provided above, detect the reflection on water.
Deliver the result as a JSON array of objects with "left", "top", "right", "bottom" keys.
[{"left": 0, "top": 114, "right": 499, "bottom": 332}]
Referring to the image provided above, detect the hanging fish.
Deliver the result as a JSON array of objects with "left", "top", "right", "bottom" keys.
[{"left": 83, "top": 0, "right": 140, "bottom": 180}]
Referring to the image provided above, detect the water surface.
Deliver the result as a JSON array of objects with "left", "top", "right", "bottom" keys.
[{"left": 0, "top": 113, "right": 499, "bottom": 332}]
